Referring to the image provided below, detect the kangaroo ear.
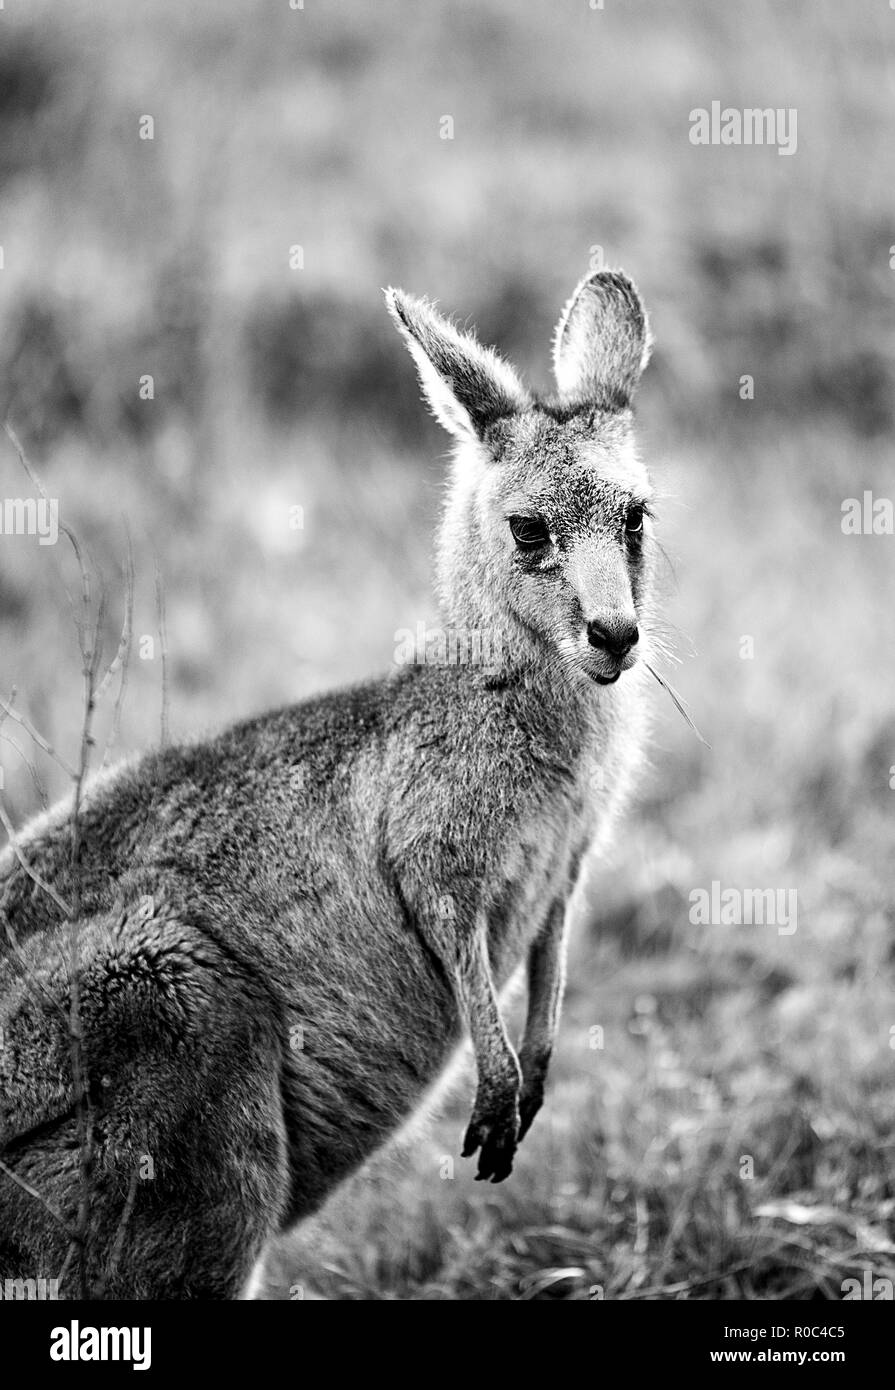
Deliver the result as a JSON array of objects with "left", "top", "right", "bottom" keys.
[
  {"left": 385, "top": 288, "right": 530, "bottom": 443},
  {"left": 552, "top": 270, "right": 652, "bottom": 409}
]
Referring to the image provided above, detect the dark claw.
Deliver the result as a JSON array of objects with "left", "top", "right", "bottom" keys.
[
  {"left": 463, "top": 1108, "right": 519, "bottom": 1181},
  {"left": 461, "top": 1123, "right": 482, "bottom": 1158}
]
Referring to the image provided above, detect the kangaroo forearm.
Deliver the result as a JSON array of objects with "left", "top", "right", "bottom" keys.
[
  {"left": 519, "top": 899, "right": 567, "bottom": 1073},
  {"left": 456, "top": 922, "right": 521, "bottom": 1182},
  {"left": 515, "top": 899, "right": 568, "bottom": 1140},
  {"left": 455, "top": 918, "right": 522, "bottom": 1100}
]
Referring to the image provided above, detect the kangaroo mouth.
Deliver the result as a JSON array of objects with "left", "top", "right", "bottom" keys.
[
  {"left": 561, "top": 634, "right": 637, "bottom": 687},
  {"left": 584, "top": 651, "right": 638, "bottom": 685}
]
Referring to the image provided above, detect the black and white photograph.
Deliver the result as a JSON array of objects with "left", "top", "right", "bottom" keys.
[{"left": 0, "top": 0, "right": 893, "bottom": 1351}]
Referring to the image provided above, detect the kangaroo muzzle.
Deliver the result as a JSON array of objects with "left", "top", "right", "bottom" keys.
[{"left": 568, "top": 539, "right": 640, "bottom": 683}]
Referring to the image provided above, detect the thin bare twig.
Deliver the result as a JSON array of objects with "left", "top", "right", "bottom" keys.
[
  {"left": 0, "top": 729, "right": 49, "bottom": 808},
  {"left": 0, "top": 1158, "right": 75, "bottom": 1240},
  {"left": 4, "top": 419, "right": 88, "bottom": 598},
  {"left": 0, "top": 692, "right": 77, "bottom": 780},
  {"left": 66, "top": 577, "right": 106, "bottom": 1300},
  {"left": 0, "top": 796, "right": 72, "bottom": 918},
  {"left": 100, "top": 528, "right": 134, "bottom": 768},
  {"left": 95, "top": 1164, "right": 140, "bottom": 1297},
  {"left": 155, "top": 557, "right": 169, "bottom": 749},
  {"left": 56, "top": 1237, "right": 78, "bottom": 1292},
  {"left": 0, "top": 890, "right": 72, "bottom": 1028}
]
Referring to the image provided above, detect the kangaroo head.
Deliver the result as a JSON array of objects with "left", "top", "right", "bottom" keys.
[{"left": 386, "top": 270, "right": 653, "bottom": 687}]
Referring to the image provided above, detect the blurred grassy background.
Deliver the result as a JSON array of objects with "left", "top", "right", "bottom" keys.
[{"left": 1, "top": 0, "right": 894, "bottom": 1299}]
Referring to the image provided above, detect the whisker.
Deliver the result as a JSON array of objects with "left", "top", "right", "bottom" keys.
[{"left": 640, "top": 628, "right": 681, "bottom": 668}]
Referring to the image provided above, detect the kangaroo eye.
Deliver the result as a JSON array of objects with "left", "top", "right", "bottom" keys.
[
  {"left": 509, "top": 516, "right": 550, "bottom": 550},
  {"left": 625, "top": 505, "right": 644, "bottom": 534}
]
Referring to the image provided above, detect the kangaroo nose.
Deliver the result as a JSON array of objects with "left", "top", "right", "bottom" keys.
[{"left": 586, "top": 615, "right": 640, "bottom": 658}]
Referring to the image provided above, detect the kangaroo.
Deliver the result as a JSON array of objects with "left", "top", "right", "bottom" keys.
[{"left": 0, "top": 268, "right": 656, "bottom": 1299}]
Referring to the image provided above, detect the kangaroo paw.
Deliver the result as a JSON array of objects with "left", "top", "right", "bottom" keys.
[{"left": 462, "top": 1096, "right": 520, "bottom": 1182}]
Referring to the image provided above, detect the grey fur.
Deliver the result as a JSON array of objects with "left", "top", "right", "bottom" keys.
[
  {"left": 553, "top": 269, "right": 652, "bottom": 409},
  {"left": 0, "top": 269, "right": 656, "bottom": 1298}
]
